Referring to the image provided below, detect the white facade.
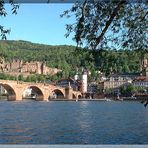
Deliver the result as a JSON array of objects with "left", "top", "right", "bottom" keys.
[
  {"left": 82, "top": 72, "right": 88, "bottom": 93},
  {"left": 74, "top": 74, "right": 79, "bottom": 81}
]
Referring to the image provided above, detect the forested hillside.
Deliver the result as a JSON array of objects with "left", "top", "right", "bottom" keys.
[{"left": 0, "top": 40, "right": 147, "bottom": 79}]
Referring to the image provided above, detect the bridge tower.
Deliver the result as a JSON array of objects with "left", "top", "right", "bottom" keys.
[
  {"left": 65, "top": 82, "right": 73, "bottom": 99},
  {"left": 81, "top": 71, "right": 88, "bottom": 93}
]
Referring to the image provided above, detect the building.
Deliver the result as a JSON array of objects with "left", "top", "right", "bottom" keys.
[
  {"left": 56, "top": 78, "right": 81, "bottom": 91},
  {"left": 74, "top": 70, "right": 89, "bottom": 93},
  {"left": 87, "top": 83, "right": 98, "bottom": 93},
  {"left": 0, "top": 57, "right": 61, "bottom": 76},
  {"left": 20, "top": 61, "right": 45, "bottom": 74},
  {"left": 141, "top": 57, "right": 148, "bottom": 77},
  {"left": 10, "top": 59, "right": 23, "bottom": 71},
  {"left": 100, "top": 73, "right": 138, "bottom": 91},
  {"left": 81, "top": 71, "right": 88, "bottom": 93},
  {"left": 133, "top": 76, "right": 148, "bottom": 88},
  {"left": 132, "top": 56, "right": 148, "bottom": 88}
]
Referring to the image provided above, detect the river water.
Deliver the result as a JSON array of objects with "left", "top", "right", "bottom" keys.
[{"left": 0, "top": 100, "right": 147, "bottom": 144}]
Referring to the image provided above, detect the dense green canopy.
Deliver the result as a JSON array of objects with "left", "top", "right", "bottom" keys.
[{"left": 0, "top": 40, "right": 147, "bottom": 79}]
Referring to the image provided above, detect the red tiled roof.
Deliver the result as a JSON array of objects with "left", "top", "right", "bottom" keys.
[{"left": 133, "top": 76, "right": 148, "bottom": 82}]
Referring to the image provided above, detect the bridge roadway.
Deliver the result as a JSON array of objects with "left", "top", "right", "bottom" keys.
[{"left": 0, "top": 80, "right": 82, "bottom": 101}]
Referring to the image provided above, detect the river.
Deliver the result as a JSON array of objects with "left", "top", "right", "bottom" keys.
[{"left": 0, "top": 100, "right": 147, "bottom": 144}]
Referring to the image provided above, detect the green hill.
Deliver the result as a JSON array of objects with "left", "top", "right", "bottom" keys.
[{"left": 0, "top": 40, "right": 147, "bottom": 80}]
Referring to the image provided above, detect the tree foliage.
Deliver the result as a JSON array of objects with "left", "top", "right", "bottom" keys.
[
  {"left": 61, "top": 0, "right": 147, "bottom": 50},
  {"left": 0, "top": 40, "right": 148, "bottom": 79}
]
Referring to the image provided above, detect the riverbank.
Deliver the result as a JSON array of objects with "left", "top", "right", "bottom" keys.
[
  {"left": 0, "top": 96, "right": 147, "bottom": 101},
  {"left": 0, "top": 95, "right": 7, "bottom": 99},
  {"left": 49, "top": 98, "right": 148, "bottom": 101},
  {"left": 50, "top": 99, "right": 107, "bottom": 101}
]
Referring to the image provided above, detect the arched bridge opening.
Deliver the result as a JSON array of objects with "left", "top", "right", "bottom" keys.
[
  {"left": 50, "top": 89, "right": 65, "bottom": 100},
  {"left": 23, "top": 86, "right": 44, "bottom": 101},
  {"left": 78, "top": 95, "right": 82, "bottom": 99},
  {"left": 0, "top": 84, "right": 16, "bottom": 101}
]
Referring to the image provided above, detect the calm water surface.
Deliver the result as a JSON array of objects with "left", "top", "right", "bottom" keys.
[{"left": 0, "top": 100, "right": 147, "bottom": 144}]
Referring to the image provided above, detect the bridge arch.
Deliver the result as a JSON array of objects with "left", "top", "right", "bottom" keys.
[
  {"left": 49, "top": 89, "right": 65, "bottom": 99},
  {"left": 0, "top": 84, "right": 16, "bottom": 101},
  {"left": 23, "top": 86, "right": 44, "bottom": 101},
  {"left": 78, "top": 95, "right": 82, "bottom": 99}
]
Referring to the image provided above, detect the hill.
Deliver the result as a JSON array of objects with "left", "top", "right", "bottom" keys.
[{"left": 0, "top": 40, "right": 147, "bottom": 80}]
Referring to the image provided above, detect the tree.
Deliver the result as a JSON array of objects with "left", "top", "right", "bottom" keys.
[
  {"left": 62, "top": 0, "right": 148, "bottom": 106},
  {"left": 0, "top": 0, "right": 19, "bottom": 39},
  {"left": 18, "top": 74, "right": 24, "bottom": 81},
  {"left": 61, "top": 0, "right": 147, "bottom": 50},
  {"left": 120, "top": 84, "right": 135, "bottom": 97}
]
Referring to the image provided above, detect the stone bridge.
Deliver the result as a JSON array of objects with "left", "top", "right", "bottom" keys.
[{"left": 0, "top": 80, "right": 82, "bottom": 101}]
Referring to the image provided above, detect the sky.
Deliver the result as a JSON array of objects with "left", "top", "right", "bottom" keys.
[{"left": 0, "top": 4, "right": 76, "bottom": 46}]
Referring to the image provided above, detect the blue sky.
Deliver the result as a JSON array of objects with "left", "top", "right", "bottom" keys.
[{"left": 1, "top": 4, "right": 76, "bottom": 45}]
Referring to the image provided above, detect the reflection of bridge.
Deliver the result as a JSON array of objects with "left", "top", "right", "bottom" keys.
[{"left": 0, "top": 80, "right": 82, "bottom": 101}]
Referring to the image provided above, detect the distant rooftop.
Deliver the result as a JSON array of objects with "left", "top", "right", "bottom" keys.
[{"left": 133, "top": 76, "right": 148, "bottom": 82}]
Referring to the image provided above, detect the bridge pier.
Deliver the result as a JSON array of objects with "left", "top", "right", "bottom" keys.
[
  {"left": 65, "top": 86, "right": 73, "bottom": 99},
  {"left": 15, "top": 93, "right": 23, "bottom": 101},
  {"left": 42, "top": 88, "right": 50, "bottom": 101},
  {"left": 14, "top": 87, "right": 24, "bottom": 101},
  {"left": 7, "top": 95, "right": 16, "bottom": 101},
  {"left": 7, "top": 93, "right": 23, "bottom": 101}
]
